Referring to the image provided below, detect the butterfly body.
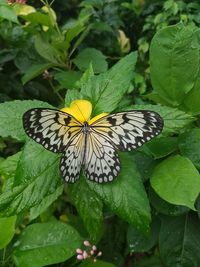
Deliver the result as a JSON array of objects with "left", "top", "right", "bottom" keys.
[{"left": 23, "top": 107, "right": 163, "bottom": 183}]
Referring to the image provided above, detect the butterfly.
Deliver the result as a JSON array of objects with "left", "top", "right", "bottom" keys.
[{"left": 23, "top": 107, "right": 163, "bottom": 183}]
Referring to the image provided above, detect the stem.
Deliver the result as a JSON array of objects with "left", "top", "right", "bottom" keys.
[{"left": 48, "top": 80, "right": 64, "bottom": 102}]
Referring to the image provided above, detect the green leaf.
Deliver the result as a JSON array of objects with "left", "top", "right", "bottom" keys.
[
  {"left": 0, "top": 5, "right": 18, "bottom": 23},
  {"left": 149, "top": 187, "right": 189, "bottom": 216},
  {"left": 34, "top": 35, "right": 63, "bottom": 64},
  {"left": 68, "top": 178, "right": 103, "bottom": 242},
  {"left": 77, "top": 63, "right": 94, "bottom": 88},
  {"left": 79, "top": 259, "right": 115, "bottom": 267},
  {"left": 13, "top": 221, "right": 82, "bottom": 267},
  {"left": 0, "top": 152, "right": 21, "bottom": 179},
  {"left": 0, "top": 100, "right": 52, "bottom": 141},
  {"left": 54, "top": 70, "right": 82, "bottom": 89},
  {"left": 127, "top": 216, "right": 160, "bottom": 253},
  {"left": 181, "top": 74, "right": 200, "bottom": 115},
  {"left": 64, "top": 89, "right": 84, "bottom": 107},
  {"left": 132, "top": 104, "right": 195, "bottom": 135},
  {"left": 73, "top": 48, "right": 108, "bottom": 73},
  {"left": 179, "top": 128, "right": 200, "bottom": 169},
  {"left": 87, "top": 153, "right": 151, "bottom": 234},
  {"left": 81, "top": 52, "right": 137, "bottom": 115},
  {"left": 132, "top": 151, "right": 157, "bottom": 182},
  {"left": 159, "top": 213, "right": 200, "bottom": 267},
  {"left": 0, "top": 216, "right": 16, "bottom": 249},
  {"left": 29, "top": 185, "right": 63, "bottom": 221},
  {"left": 150, "top": 155, "right": 200, "bottom": 210},
  {"left": 141, "top": 137, "right": 178, "bottom": 159},
  {"left": 150, "top": 24, "right": 200, "bottom": 106},
  {"left": 22, "top": 63, "right": 55, "bottom": 84},
  {"left": 21, "top": 11, "right": 52, "bottom": 26},
  {"left": 0, "top": 141, "right": 63, "bottom": 216}
]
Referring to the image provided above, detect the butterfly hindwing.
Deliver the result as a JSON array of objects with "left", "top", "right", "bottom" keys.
[
  {"left": 91, "top": 110, "right": 163, "bottom": 151},
  {"left": 60, "top": 132, "right": 86, "bottom": 183},
  {"left": 84, "top": 131, "right": 120, "bottom": 183},
  {"left": 23, "top": 108, "right": 82, "bottom": 153}
]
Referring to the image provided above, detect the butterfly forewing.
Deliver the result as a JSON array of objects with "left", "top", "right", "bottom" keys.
[
  {"left": 84, "top": 131, "right": 120, "bottom": 183},
  {"left": 23, "top": 108, "right": 82, "bottom": 153},
  {"left": 90, "top": 110, "right": 163, "bottom": 151}
]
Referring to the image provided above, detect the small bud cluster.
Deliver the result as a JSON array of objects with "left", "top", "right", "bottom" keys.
[
  {"left": 76, "top": 240, "right": 102, "bottom": 262},
  {"left": 7, "top": 0, "right": 27, "bottom": 4},
  {"left": 42, "top": 70, "right": 53, "bottom": 80}
]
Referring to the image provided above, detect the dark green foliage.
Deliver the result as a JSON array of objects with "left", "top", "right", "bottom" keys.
[{"left": 0, "top": 1, "right": 200, "bottom": 267}]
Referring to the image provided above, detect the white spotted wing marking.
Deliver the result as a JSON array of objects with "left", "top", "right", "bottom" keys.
[
  {"left": 23, "top": 108, "right": 82, "bottom": 153},
  {"left": 60, "top": 133, "right": 85, "bottom": 183},
  {"left": 23, "top": 108, "right": 163, "bottom": 184},
  {"left": 84, "top": 131, "right": 120, "bottom": 183},
  {"left": 90, "top": 110, "right": 164, "bottom": 151}
]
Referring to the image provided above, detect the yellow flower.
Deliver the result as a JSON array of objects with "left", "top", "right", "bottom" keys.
[{"left": 60, "top": 100, "right": 108, "bottom": 124}]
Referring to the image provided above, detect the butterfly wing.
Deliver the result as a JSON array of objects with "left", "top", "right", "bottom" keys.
[
  {"left": 84, "top": 131, "right": 120, "bottom": 183},
  {"left": 23, "top": 108, "right": 82, "bottom": 153},
  {"left": 90, "top": 110, "right": 163, "bottom": 151},
  {"left": 60, "top": 132, "right": 85, "bottom": 183}
]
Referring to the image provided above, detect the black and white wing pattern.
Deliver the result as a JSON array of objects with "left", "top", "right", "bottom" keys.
[
  {"left": 84, "top": 131, "right": 120, "bottom": 183},
  {"left": 60, "top": 133, "right": 85, "bottom": 183},
  {"left": 90, "top": 110, "right": 163, "bottom": 151},
  {"left": 23, "top": 108, "right": 82, "bottom": 153}
]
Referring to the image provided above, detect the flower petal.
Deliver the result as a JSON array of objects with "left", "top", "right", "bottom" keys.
[
  {"left": 89, "top": 113, "right": 108, "bottom": 124},
  {"left": 60, "top": 100, "right": 92, "bottom": 123}
]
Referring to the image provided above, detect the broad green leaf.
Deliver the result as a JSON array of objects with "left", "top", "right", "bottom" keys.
[
  {"left": 0, "top": 5, "right": 18, "bottom": 23},
  {"left": 127, "top": 216, "right": 160, "bottom": 253},
  {"left": 159, "top": 213, "right": 200, "bottom": 267},
  {"left": 13, "top": 221, "right": 82, "bottom": 267},
  {"left": 149, "top": 187, "right": 189, "bottom": 216},
  {"left": 87, "top": 153, "right": 151, "bottom": 234},
  {"left": 21, "top": 11, "right": 52, "bottom": 26},
  {"left": 0, "top": 216, "right": 16, "bottom": 249},
  {"left": 68, "top": 178, "right": 103, "bottom": 242},
  {"left": 181, "top": 74, "right": 200, "bottom": 115},
  {"left": 0, "top": 141, "right": 62, "bottom": 216},
  {"left": 141, "top": 137, "right": 178, "bottom": 159},
  {"left": 0, "top": 100, "right": 52, "bottom": 141},
  {"left": 81, "top": 52, "right": 137, "bottom": 115},
  {"left": 34, "top": 35, "right": 63, "bottom": 64},
  {"left": 29, "top": 185, "right": 63, "bottom": 221},
  {"left": 73, "top": 48, "right": 108, "bottom": 73},
  {"left": 132, "top": 151, "right": 157, "bottom": 182},
  {"left": 77, "top": 63, "right": 94, "bottom": 88},
  {"left": 79, "top": 259, "right": 115, "bottom": 267},
  {"left": 150, "top": 155, "right": 200, "bottom": 210},
  {"left": 0, "top": 152, "right": 21, "bottom": 179},
  {"left": 54, "top": 70, "right": 82, "bottom": 89},
  {"left": 150, "top": 24, "right": 200, "bottom": 106},
  {"left": 22, "top": 63, "right": 55, "bottom": 84},
  {"left": 132, "top": 104, "right": 194, "bottom": 135},
  {"left": 179, "top": 128, "right": 200, "bottom": 169},
  {"left": 64, "top": 89, "right": 84, "bottom": 107}
]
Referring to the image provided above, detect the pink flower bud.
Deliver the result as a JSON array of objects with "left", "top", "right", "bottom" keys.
[
  {"left": 97, "top": 251, "right": 102, "bottom": 257},
  {"left": 90, "top": 250, "right": 94, "bottom": 255},
  {"left": 92, "top": 245, "right": 97, "bottom": 251},
  {"left": 77, "top": 254, "right": 84, "bottom": 260},
  {"left": 83, "top": 250, "right": 88, "bottom": 259},
  {"left": 83, "top": 240, "right": 91, "bottom": 247},
  {"left": 76, "top": 248, "right": 83, "bottom": 254}
]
